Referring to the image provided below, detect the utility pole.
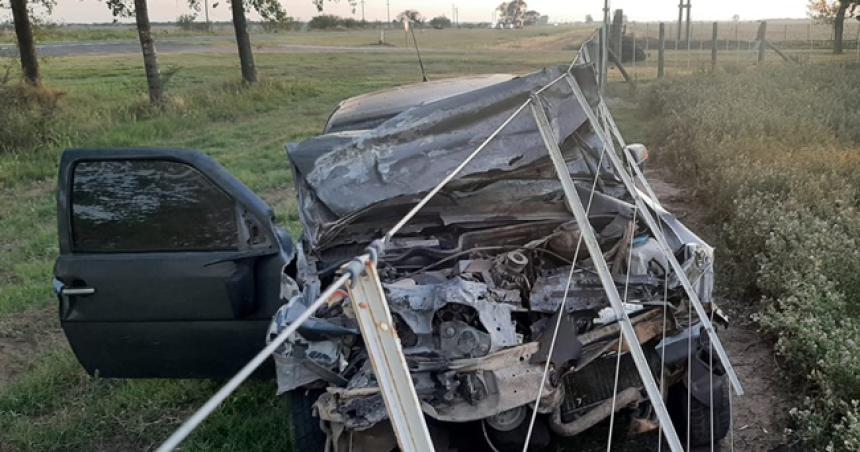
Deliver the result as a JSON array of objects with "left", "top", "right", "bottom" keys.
[
  {"left": 684, "top": 0, "right": 692, "bottom": 47},
  {"left": 361, "top": 0, "right": 365, "bottom": 22},
  {"left": 677, "top": 0, "right": 683, "bottom": 44},
  {"left": 387, "top": 0, "right": 391, "bottom": 27},
  {"left": 601, "top": 0, "right": 610, "bottom": 90},
  {"left": 203, "top": 0, "right": 210, "bottom": 31},
  {"left": 658, "top": 22, "right": 665, "bottom": 78}
]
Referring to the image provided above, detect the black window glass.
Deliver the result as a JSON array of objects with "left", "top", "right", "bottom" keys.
[{"left": 72, "top": 160, "right": 238, "bottom": 252}]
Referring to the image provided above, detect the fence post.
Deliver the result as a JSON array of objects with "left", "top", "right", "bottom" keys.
[
  {"left": 658, "top": 22, "right": 666, "bottom": 78},
  {"left": 735, "top": 21, "right": 740, "bottom": 65},
  {"left": 632, "top": 34, "right": 637, "bottom": 80},
  {"left": 757, "top": 20, "right": 768, "bottom": 63},
  {"left": 612, "top": 9, "right": 624, "bottom": 60},
  {"left": 597, "top": 27, "right": 604, "bottom": 86},
  {"left": 711, "top": 21, "right": 718, "bottom": 71},
  {"left": 686, "top": 22, "right": 693, "bottom": 70},
  {"left": 645, "top": 22, "right": 650, "bottom": 54}
]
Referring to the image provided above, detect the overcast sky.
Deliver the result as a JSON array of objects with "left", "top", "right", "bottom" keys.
[{"left": 45, "top": 0, "right": 809, "bottom": 24}]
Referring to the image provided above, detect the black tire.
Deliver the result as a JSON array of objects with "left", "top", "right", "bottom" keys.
[
  {"left": 668, "top": 374, "right": 731, "bottom": 448},
  {"left": 288, "top": 388, "right": 327, "bottom": 451}
]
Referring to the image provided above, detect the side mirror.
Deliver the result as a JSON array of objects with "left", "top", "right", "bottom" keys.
[{"left": 624, "top": 143, "right": 649, "bottom": 173}]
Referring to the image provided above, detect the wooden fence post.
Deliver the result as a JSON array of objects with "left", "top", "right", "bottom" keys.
[
  {"left": 658, "top": 22, "right": 666, "bottom": 78},
  {"left": 711, "top": 21, "right": 718, "bottom": 71},
  {"left": 612, "top": 9, "right": 623, "bottom": 60},
  {"left": 757, "top": 20, "right": 768, "bottom": 63}
]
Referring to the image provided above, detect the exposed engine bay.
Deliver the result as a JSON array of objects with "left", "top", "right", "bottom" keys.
[{"left": 268, "top": 57, "right": 729, "bottom": 450}]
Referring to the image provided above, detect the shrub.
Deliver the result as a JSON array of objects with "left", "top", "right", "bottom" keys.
[
  {"left": 308, "top": 15, "right": 363, "bottom": 30},
  {"left": 429, "top": 16, "right": 452, "bottom": 29},
  {"left": 0, "top": 83, "right": 68, "bottom": 154},
  {"left": 644, "top": 63, "right": 860, "bottom": 450}
]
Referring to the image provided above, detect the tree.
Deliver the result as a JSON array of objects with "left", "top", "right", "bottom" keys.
[
  {"left": 522, "top": 10, "right": 542, "bottom": 26},
  {"left": 183, "top": 0, "right": 351, "bottom": 83},
  {"left": 103, "top": 0, "right": 163, "bottom": 104},
  {"left": 2, "top": 0, "right": 54, "bottom": 87},
  {"left": 397, "top": 10, "right": 423, "bottom": 25},
  {"left": 230, "top": 0, "right": 257, "bottom": 83},
  {"left": 312, "top": 0, "right": 357, "bottom": 14},
  {"left": 496, "top": 0, "right": 528, "bottom": 28},
  {"left": 585, "top": 14, "right": 594, "bottom": 24},
  {"left": 808, "top": 0, "right": 860, "bottom": 53},
  {"left": 188, "top": 0, "right": 287, "bottom": 84},
  {"left": 429, "top": 15, "right": 451, "bottom": 29},
  {"left": 176, "top": 13, "right": 198, "bottom": 31}
]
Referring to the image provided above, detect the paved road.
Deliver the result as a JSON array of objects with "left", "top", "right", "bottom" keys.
[
  {"left": 0, "top": 40, "right": 212, "bottom": 58},
  {"left": 0, "top": 40, "right": 416, "bottom": 58}
]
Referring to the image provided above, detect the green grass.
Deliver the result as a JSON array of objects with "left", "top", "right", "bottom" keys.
[{"left": 0, "top": 32, "right": 576, "bottom": 450}]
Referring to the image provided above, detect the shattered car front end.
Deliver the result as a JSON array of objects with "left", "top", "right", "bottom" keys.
[{"left": 268, "top": 62, "right": 725, "bottom": 450}]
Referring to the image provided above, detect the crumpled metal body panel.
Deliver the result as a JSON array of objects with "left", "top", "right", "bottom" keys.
[
  {"left": 386, "top": 278, "right": 518, "bottom": 352},
  {"left": 288, "top": 65, "right": 604, "bottom": 252}
]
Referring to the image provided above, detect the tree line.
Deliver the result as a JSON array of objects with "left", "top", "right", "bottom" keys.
[
  {"left": 3, "top": 0, "right": 857, "bottom": 103},
  {"left": 495, "top": 0, "right": 545, "bottom": 28},
  {"left": 2, "top": 0, "right": 355, "bottom": 103}
]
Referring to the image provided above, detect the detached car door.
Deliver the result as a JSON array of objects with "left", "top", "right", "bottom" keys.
[{"left": 54, "top": 149, "right": 294, "bottom": 378}]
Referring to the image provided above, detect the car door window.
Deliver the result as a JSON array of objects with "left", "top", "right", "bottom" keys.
[{"left": 71, "top": 159, "right": 238, "bottom": 252}]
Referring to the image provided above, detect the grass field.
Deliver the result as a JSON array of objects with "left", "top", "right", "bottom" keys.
[{"left": 0, "top": 27, "right": 578, "bottom": 451}]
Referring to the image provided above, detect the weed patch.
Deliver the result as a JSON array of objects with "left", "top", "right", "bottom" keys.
[{"left": 644, "top": 63, "right": 860, "bottom": 449}]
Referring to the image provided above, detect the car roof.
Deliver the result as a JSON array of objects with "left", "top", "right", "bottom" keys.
[{"left": 323, "top": 74, "right": 515, "bottom": 134}]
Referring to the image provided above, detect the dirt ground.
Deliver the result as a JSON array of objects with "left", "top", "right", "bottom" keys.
[{"left": 0, "top": 306, "right": 64, "bottom": 387}]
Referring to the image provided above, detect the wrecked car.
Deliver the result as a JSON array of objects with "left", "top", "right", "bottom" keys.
[{"left": 53, "top": 58, "right": 729, "bottom": 450}]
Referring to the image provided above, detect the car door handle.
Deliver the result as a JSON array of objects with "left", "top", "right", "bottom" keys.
[{"left": 61, "top": 287, "right": 96, "bottom": 296}]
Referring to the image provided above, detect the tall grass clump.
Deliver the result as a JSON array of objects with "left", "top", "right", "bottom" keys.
[
  {"left": 0, "top": 84, "right": 70, "bottom": 154},
  {"left": 643, "top": 63, "right": 860, "bottom": 449},
  {"left": 0, "top": 77, "right": 319, "bottom": 188}
]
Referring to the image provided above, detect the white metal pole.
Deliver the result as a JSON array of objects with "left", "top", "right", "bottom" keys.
[
  {"left": 349, "top": 263, "right": 435, "bottom": 452},
  {"left": 157, "top": 271, "right": 355, "bottom": 452},
  {"left": 531, "top": 93, "right": 684, "bottom": 452}
]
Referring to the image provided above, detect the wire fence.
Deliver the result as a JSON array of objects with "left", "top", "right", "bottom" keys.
[
  {"left": 607, "top": 20, "right": 860, "bottom": 82},
  {"left": 626, "top": 20, "right": 860, "bottom": 50}
]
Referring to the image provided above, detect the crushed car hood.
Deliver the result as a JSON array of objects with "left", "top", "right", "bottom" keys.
[{"left": 288, "top": 65, "right": 608, "bottom": 253}]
